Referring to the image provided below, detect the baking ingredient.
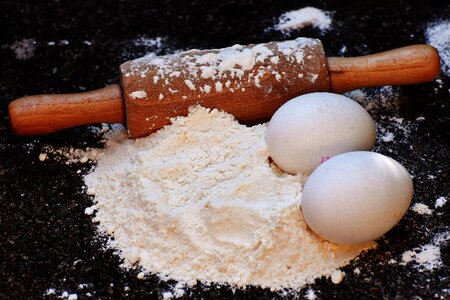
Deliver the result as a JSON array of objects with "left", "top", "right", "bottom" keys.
[
  {"left": 44, "top": 289, "right": 78, "bottom": 300},
  {"left": 380, "top": 131, "right": 394, "bottom": 142},
  {"left": 274, "top": 7, "right": 332, "bottom": 34},
  {"left": 129, "top": 90, "right": 147, "bottom": 99},
  {"left": 401, "top": 245, "right": 441, "bottom": 271},
  {"left": 411, "top": 203, "right": 433, "bottom": 215},
  {"left": 266, "top": 93, "right": 376, "bottom": 175},
  {"left": 301, "top": 151, "right": 413, "bottom": 244},
  {"left": 132, "top": 36, "right": 163, "bottom": 49},
  {"left": 426, "top": 20, "right": 450, "bottom": 76},
  {"left": 161, "top": 283, "right": 186, "bottom": 299},
  {"left": 84, "top": 106, "right": 374, "bottom": 290},
  {"left": 435, "top": 196, "right": 447, "bottom": 208},
  {"left": 400, "top": 231, "right": 450, "bottom": 271},
  {"left": 40, "top": 145, "right": 100, "bottom": 165},
  {"left": 345, "top": 86, "right": 401, "bottom": 112},
  {"left": 10, "top": 39, "right": 36, "bottom": 60},
  {"left": 121, "top": 36, "right": 168, "bottom": 61},
  {"left": 304, "top": 289, "right": 317, "bottom": 300},
  {"left": 331, "top": 270, "right": 345, "bottom": 284}
]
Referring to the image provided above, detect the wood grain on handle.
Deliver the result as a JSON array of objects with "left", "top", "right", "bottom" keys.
[
  {"left": 8, "top": 84, "right": 125, "bottom": 135},
  {"left": 327, "top": 45, "right": 440, "bottom": 93}
]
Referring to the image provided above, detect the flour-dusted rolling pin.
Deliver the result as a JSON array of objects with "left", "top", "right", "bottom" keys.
[{"left": 9, "top": 38, "right": 440, "bottom": 138}]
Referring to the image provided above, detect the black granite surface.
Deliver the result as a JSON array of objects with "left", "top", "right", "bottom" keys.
[{"left": 0, "top": 0, "right": 449, "bottom": 299}]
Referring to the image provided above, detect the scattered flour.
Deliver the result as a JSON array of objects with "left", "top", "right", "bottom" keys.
[
  {"left": 121, "top": 36, "right": 169, "bottom": 61},
  {"left": 347, "top": 82, "right": 427, "bottom": 162},
  {"left": 122, "top": 37, "right": 323, "bottom": 103},
  {"left": 372, "top": 115, "right": 417, "bottom": 154},
  {"left": 330, "top": 270, "right": 345, "bottom": 284},
  {"left": 401, "top": 245, "right": 441, "bottom": 271},
  {"left": 40, "top": 145, "right": 101, "bottom": 165},
  {"left": 400, "top": 232, "right": 450, "bottom": 271},
  {"left": 411, "top": 203, "right": 433, "bottom": 215},
  {"left": 345, "top": 86, "right": 401, "bottom": 112},
  {"left": 380, "top": 131, "right": 394, "bottom": 143},
  {"left": 35, "top": 126, "right": 125, "bottom": 166},
  {"left": 132, "top": 36, "right": 163, "bottom": 49},
  {"left": 84, "top": 206, "right": 95, "bottom": 216},
  {"left": 388, "top": 259, "right": 397, "bottom": 264},
  {"left": 274, "top": 7, "right": 333, "bottom": 34},
  {"left": 39, "top": 153, "right": 48, "bottom": 161},
  {"left": 84, "top": 106, "right": 374, "bottom": 290},
  {"left": 162, "top": 282, "right": 186, "bottom": 299},
  {"left": 44, "top": 289, "right": 78, "bottom": 299},
  {"left": 45, "top": 288, "right": 56, "bottom": 295},
  {"left": 304, "top": 288, "right": 317, "bottom": 300},
  {"left": 136, "top": 272, "right": 145, "bottom": 280},
  {"left": 10, "top": 39, "right": 36, "bottom": 60},
  {"left": 129, "top": 90, "right": 148, "bottom": 99},
  {"left": 344, "top": 86, "right": 419, "bottom": 152},
  {"left": 435, "top": 196, "right": 447, "bottom": 208},
  {"left": 68, "top": 294, "right": 78, "bottom": 300},
  {"left": 426, "top": 20, "right": 450, "bottom": 76}
]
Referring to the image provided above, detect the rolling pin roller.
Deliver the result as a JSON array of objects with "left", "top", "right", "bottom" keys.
[{"left": 8, "top": 38, "right": 440, "bottom": 138}]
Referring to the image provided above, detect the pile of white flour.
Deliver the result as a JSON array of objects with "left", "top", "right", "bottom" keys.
[
  {"left": 84, "top": 106, "right": 373, "bottom": 290},
  {"left": 274, "top": 7, "right": 333, "bottom": 34}
]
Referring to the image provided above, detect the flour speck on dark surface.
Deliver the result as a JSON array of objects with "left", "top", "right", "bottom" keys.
[{"left": 1, "top": 1, "right": 449, "bottom": 299}]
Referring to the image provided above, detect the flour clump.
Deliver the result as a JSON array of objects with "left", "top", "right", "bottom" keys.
[
  {"left": 274, "top": 7, "right": 333, "bottom": 34},
  {"left": 84, "top": 106, "right": 373, "bottom": 290}
]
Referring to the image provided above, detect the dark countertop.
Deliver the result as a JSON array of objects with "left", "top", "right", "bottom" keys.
[{"left": 0, "top": 1, "right": 449, "bottom": 299}]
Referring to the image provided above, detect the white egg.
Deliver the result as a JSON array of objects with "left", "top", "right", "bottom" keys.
[
  {"left": 301, "top": 151, "right": 413, "bottom": 245},
  {"left": 266, "top": 92, "right": 376, "bottom": 174}
]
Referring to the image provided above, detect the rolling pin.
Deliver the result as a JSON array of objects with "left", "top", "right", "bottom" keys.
[{"left": 8, "top": 38, "right": 440, "bottom": 138}]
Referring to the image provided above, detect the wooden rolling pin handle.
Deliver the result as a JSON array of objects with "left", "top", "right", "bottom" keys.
[
  {"left": 327, "top": 45, "right": 441, "bottom": 93},
  {"left": 8, "top": 84, "right": 125, "bottom": 135}
]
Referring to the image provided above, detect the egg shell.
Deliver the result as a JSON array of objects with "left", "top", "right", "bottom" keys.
[
  {"left": 301, "top": 151, "right": 413, "bottom": 245},
  {"left": 266, "top": 92, "right": 376, "bottom": 174}
]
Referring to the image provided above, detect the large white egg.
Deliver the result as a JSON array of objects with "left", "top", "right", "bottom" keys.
[
  {"left": 266, "top": 92, "right": 376, "bottom": 174},
  {"left": 301, "top": 151, "right": 413, "bottom": 245}
]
